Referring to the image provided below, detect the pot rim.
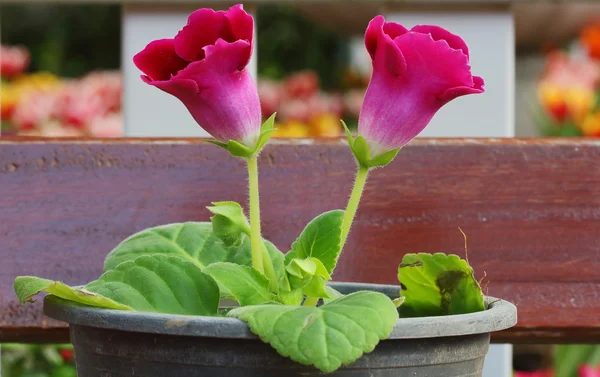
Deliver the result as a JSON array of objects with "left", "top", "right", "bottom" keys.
[{"left": 43, "top": 282, "right": 517, "bottom": 340}]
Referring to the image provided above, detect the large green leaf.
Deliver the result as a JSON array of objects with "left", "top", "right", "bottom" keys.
[
  {"left": 87, "top": 254, "right": 220, "bottom": 315},
  {"left": 398, "top": 253, "right": 485, "bottom": 317},
  {"left": 14, "top": 276, "right": 132, "bottom": 310},
  {"left": 103, "top": 222, "right": 227, "bottom": 271},
  {"left": 204, "top": 262, "right": 276, "bottom": 306},
  {"left": 225, "top": 236, "right": 290, "bottom": 292},
  {"left": 229, "top": 291, "right": 398, "bottom": 373},
  {"left": 284, "top": 210, "right": 344, "bottom": 274}
]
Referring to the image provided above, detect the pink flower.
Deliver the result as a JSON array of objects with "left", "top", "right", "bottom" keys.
[
  {"left": 580, "top": 365, "right": 600, "bottom": 377},
  {"left": 0, "top": 45, "right": 30, "bottom": 78},
  {"left": 55, "top": 81, "right": 107, "bottom": 128},
  {"left": 87, "top": 113, "right": 123, "bottom": 138},
  {"left": 133, "top": 4, "right": 261, "bottom": 148},
  {"left": 358, "top": 16, "right": 484, "bottom": 156},
  {"left": 11, "top": 90, "right": 57, "bottom": 130}
]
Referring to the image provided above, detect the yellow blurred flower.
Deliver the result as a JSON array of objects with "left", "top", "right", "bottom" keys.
[
  {"left": 538, "top": 83, "right": 596, "bottom": 126},
  {"left": 581, "top": 112, "right": 600, "bottom": 136},
  {"left": 272, "top": 120, "right": 311, "bottom": 138},
  {"left": 2, "top": 72, "right": 60, "bottom": 120},
  {"left": 12, "top": 72, "right": 60, "bottom": 89},
  {"left": 309, "top": 113, "right": 341, "bottom": 137}
]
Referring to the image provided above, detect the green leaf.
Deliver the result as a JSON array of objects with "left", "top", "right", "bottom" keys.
[
  {"left": 207, "top": 201, "right": 251, "bottom": 246},
  {"left": 225, "top": 139, "right": 254, "bottom": 158},
  {"left": 103, "top": 222, "right": 227, "bottom": 271},
  {"left": 286, "top": 257, "right": 331, "bottom": 298},
  {"left": 87, "top": 254, "right": 220, "bottom": 315},
  {"left": 264, "top": 241, "right": 290, "bottom": 291},
  {"left": 203, "top": 262, "right": 277, "bottom": 306},
  {"left": 368, "top": 147, "right": 401, "bottom": 168},
  {"left": 255, "top": 113, "right": 277, "bottom": 153},
  {"left": 285, "top": 210, "right": 344, "bottom": 274},
  {"left": 225, "top": 236, "right": 290, "bottom": 292},
  {"left": 14, "top": 276, "right": 132, "bottom": 310},
  {"left": 205, "top": 139, "right": 228, "bottom": 149},
  {"left": 351, "top": 136, "right": 371, "bottom": 167},
  {"left": 323, "top": 286, "right": 344, "bottom": 303},
  {"left": 229, "top": 291, "right": 398, "bottom": 373},
  {"left": 279, "top": 288, "right": 304, "bottom": 305},
  {"left": 398, "top": 253, "right": 485, "bottom": 317},
  {"left": 341, "top": 119, "right": 354, "bottom": 148}
]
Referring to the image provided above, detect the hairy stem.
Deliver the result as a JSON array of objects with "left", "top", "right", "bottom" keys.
[
  {"left": 340, "top": 166, "right": 369, "bottom": 248},
  {"left": 247, "top": 156, "right": 264, "bottom": 274}
]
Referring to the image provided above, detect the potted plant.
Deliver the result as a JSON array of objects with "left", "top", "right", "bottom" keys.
[{"left": 14, "top": 4, "right": 516, "bottom": 376}]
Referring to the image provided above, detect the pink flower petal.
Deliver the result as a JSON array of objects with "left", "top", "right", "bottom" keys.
[
  {"left": 174, "top": 4, "right": 252, "bottom": 62},
  {"left": 394, "top": 31, "right": 474, "bottom": 95},
  {"left": 411, "top": 25, "right": 470, "bottom": 57},
  {"left": 365, "top": 17, "right": 409, "bottom": 61},
  {"left": 439, "top": 75, "right": 485, "bottom": 103},
  {"left": 147, "top": 39, "right": 260, "bottom": 146},
  {"left": 225, "top": 4, "right": 254, "bottom": 47},
  {"left": 174, "top": 8, "right": 231, "bottom": 62},
  {"left": 365, "top": 16, "right": 385, "bottom": 60},
  {"left": 365, "top": 16, "right": 407, "bottom": 77},
  {"left": 133, "top": 39, "right": 189, "bottom": 82},
  {"left": 383, "top": 22, "right": 409, "bottom": 40},
  {"left": 177, "top": 39, "right": 251, "bottom": 79}
]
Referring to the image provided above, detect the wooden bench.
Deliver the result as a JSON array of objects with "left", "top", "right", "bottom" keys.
[{"left": 1, "top": 137, "right": 599, "bottom": 344}]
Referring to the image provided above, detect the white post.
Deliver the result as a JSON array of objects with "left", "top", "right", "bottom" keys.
[
  {"left": 383, "top": 6, "right": 515, "bottom": 377},
  {"left": 122, "top": 4, "right": 257, "bottom": 137}
]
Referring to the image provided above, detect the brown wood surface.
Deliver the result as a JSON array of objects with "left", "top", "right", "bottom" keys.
[{"left": 1, "top": 137, "right": 599, "bottom": 343}]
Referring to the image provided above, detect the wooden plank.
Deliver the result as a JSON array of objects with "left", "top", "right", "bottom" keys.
[{"left": 1, "top": 138, "right": 600, "bottom": 343}]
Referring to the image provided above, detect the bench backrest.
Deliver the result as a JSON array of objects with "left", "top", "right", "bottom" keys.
[{"left": 1, "top": 138, "right": 598, "bottom": 343}]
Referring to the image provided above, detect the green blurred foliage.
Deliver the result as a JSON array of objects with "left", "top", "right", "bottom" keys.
[
  {"left": 1, "top": 344, "right": 76, "bottom": 377},
  {"left": 0, "top": 4, "right": 121, "bottom": 77},
  {"left": 257, "top": 5, "right": 349, "bottom": 90},
  {"left": 555, "top": 345, "right": 600, "bottom": 377}
]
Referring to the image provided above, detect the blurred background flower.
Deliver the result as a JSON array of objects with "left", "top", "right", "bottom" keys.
[
  {"left": 1, "top": 59, "right": 123, "bottom": 137},
  {"left": 535, "top": 24, "right": 600, "bottom": 137}
]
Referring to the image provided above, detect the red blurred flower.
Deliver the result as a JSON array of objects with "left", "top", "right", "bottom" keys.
[
  {"left": 581, "top": 22, "right": 600, "bottom": 60},
  {"left": 11, "top": 90, "right": 58, "bottom": 130},
  {"left": 59, "top": 348, "right": 74, "bottom": 362},
  {"left": 580, "top": 365, "right": 600, "bottom": 377},
  {"left": 0, "top": 45, "right": 30, "bottom": 78},
  {"left": 282, "top": 70, "right": 320, "bottom": 98}
]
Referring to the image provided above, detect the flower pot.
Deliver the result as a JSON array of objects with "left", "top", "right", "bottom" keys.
[{"left": 44, "top": 282, "right": 517, "bottom": 377}]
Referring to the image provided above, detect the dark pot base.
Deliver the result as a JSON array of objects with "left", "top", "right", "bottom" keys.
[
  {"left": 72, "top": 325, "right": 489, "bottom": 376},
  {"left": 45, "top": 283, "right": 517, "bottom": 377}
]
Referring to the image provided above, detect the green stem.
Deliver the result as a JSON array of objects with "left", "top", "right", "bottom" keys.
[
  {"left": 340, "top": 166, "right": 369, "bottom": 247},
  {"left": 247, "top": 156, "right": 264, "bottom": 274},
  {"left": 303, "top": 296, "right": 319, "bottom": 307}
]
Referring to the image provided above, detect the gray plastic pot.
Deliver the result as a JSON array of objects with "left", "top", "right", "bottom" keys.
[{"left": 44, "top": 282, "right": 517, "bottom": 377}]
